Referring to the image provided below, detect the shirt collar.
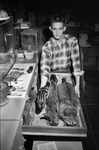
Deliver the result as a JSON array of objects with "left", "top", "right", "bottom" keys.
[{"left": 50, "top": 34, "right": 66, "bottom": 47}]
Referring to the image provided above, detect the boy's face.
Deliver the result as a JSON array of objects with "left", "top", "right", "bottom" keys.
[{"left": 49, "top": 22, "right": 66, "bottom": 40}]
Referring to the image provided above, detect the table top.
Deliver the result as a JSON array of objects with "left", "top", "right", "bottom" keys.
[
  {"left": 0, "top": 63, "right": 36, "bottom": 120},
  {"left": 21, "top": 28, "right": 40, "bottom": 35}
]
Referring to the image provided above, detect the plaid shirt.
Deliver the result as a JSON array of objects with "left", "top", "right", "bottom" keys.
[{"left": 40, "top": 34, "right": 83, "bottom": 79}]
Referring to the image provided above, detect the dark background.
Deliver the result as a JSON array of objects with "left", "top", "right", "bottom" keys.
[
  {"left": 0, "top": 1, "right": 99, "bottom": 150},
  {"left": 1, "top": 0, "right": 99, "bottom": 17}
]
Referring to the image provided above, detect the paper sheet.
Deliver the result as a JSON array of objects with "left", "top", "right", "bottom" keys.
[{"left": 37, "top": 142, "right": 58, "bottom": 150}]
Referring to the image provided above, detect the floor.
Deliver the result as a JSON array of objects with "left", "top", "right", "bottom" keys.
[
  {"left": 80, "top": 69, "right": 99, "bottom": 150},
  {"left": 23, "top": 69, "right": 99, "bottom": 150}
]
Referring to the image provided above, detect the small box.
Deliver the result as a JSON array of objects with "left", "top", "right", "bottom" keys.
[{"left": 21, "top": 28, "right": 40, "bottom": 52}]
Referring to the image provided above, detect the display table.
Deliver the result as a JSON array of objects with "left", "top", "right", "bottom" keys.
[
  {"left": 1, "top": 63, "right": 36, "bottom": 120},
  {"left": 0, "top": 58, "right": 37, "bottom": 150},
  {"left": 1, "top": 121, "right": 23, "bottom": 150}
]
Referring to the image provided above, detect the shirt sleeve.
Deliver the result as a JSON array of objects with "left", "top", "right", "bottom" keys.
[
  {"left": 71, "top": 38, "right": 84, "bottom": 76},
  {"left": 40, "top": 42, "right": 52, "bottom": 79}
]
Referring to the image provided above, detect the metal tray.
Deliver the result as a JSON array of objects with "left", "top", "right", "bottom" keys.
[{"left": 22, "top": 105, "right": 87, "bottom": 137}]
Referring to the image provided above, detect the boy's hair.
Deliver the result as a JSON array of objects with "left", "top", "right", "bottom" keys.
[{"left": 51, "top": 15, "right": 65, "bottom": 25}]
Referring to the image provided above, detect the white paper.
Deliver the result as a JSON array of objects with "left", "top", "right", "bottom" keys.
[{"left": 37, "top": 142, "right": 58, "bottom": 150}]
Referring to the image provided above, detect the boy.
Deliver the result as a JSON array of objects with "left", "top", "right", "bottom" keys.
[{"left": 37, "top": 15, "right": 84, "bottom": 112}]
